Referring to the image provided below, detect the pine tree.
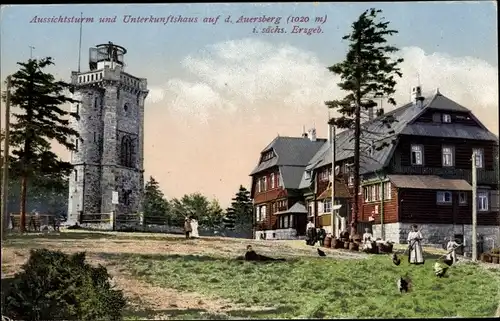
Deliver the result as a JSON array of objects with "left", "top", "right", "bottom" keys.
[
  {"left": 223, "top": 207, "right": 236, "bottom": 229},
  {"left": 325, "top": 8, "right": 403, "bottom": 235},
  {"left": 4, "top": 57, "right": 80, "bottom": 232},
  {"left": 224, "top": 185, "right": 253, "bottom": 230},
  {"left": 142, "top": 176, "right": 169, "bottom": 225}
]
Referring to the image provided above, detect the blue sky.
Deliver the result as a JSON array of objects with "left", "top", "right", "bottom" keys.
[
  {"left": 1, "top": 3, "right": 498, "bottom": 204},
  {"left": 1, "top": 2, "right": 497, "bottom": 81}
]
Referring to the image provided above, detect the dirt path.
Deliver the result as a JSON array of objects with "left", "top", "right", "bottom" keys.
[{"left": 1, "top": 247, "right": 273, "bottom": 320}]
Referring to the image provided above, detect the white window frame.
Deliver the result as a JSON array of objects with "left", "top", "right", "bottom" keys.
[
  {"left": 473, "top": 148, "right": 484, "bottom": 169},
  {"left": 478, "top": 191, "right": 489, "bottom": 212},
  {"left": 437, "top": 191, "right": 452, "bottom": 204},
  {"left": 458, "top": 192, "right": 467, "bottom": 205},
  {"left": 256, "top": 206, "right": 261, "bottom": 222},
  {"left": 411, "top": 144, "right": 423, "bottom": 165},
  {"left": 364, "top": 185, "right": 374, "bottom": 203},
  {"left": 260, "top": 205, "right": 267, "bottom": 221},
  {"left": 257, "top": 178, "right": 261, "bottom": 193},
  {"left": 383, "top": 182, "right": 392, "bottom": 200},
  {"left": 262, "top": 177, "right": 267, "bottom": 191},
  {"left": 348, "top": 174, "right": 354, "bottom": 187},
  {"left": 442, "top": 146, "right": 454, "bottom": 167},
  {"left": 374, "top": 184, "right": 380, "bottom": 201},
  {"left": 278, "top": 173, "right": 283, "bottom": 187},
  {"left": 442, "top": 114, "right": 452, "bottom": 123},
  {"left": 324, "top": 199, "right": 332, "bottom": 213},
  {"left": 270, "top": 173, "right": 275, "bottom": 189}
]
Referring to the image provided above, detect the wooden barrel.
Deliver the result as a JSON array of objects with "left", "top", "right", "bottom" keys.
[
  {"left": 324, "top": 236, "right": 332, "bottom": 248},
  {"left": 481, "top": 253, "right": 491, "bottom": 263},
  {"left": 349, "top": 242, "right": 359, "bottom": 251},
  {"left": 492, "top": 255, "right": 499, "bottom": 264},
  {"left": 344, "top": 241, "right": 350, "bottom": 249},
  {"left": 352, "top": 234, "right": 362, "bottom": 242},
  {"left": 335, "top": 240, "right": 344, "bottom": 249}
]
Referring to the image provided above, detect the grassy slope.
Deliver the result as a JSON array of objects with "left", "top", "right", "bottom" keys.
[{"left": 109, "top": 251, "right": 500, "bottom": 319}]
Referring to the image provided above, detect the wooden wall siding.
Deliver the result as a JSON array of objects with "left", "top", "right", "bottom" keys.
[
  {"left": 395, "top": 136, "right": 495, "bottom": 170},
  {"left": 415, "top": 110, "right": 481, "bottom": 127},
  {"left": 359, "top": 184, "right": 399, "bottom": 223},
  {"left": 251, "top": 169, "right": 283, "bottom": 202},
  {"left": 398, "top": 189, "right": 499, "bottom": 226}
]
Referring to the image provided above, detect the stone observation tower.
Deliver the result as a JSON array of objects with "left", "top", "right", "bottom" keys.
[{"left": 67, "top": 42, "right": 149, "bottom": 226}]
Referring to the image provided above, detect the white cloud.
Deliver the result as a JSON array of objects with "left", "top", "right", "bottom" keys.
[{"left": 152, "top": 38, "right": 498, "bottom": 131}]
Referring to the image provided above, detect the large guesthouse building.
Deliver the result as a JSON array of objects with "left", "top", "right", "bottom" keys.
[{"left": 250, "top": 88, "right": 499, "bottom": 253}]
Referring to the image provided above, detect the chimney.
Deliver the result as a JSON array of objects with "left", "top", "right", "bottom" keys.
[
  {"left": 308, "top": 128, "right": 317, "bottom": 142},
  {"left": 411, "top": 86, "right": 424, "bottom": 108}
]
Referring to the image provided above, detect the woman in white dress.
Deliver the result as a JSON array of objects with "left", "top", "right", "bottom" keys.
[
  {"left": 407, "top": 224, "right": 425, "bottom": 265},
  {"left": 190, "top": 216, "right": 200, "bottom": 238}
]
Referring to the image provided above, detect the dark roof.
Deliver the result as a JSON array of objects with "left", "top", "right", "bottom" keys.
[
  {"left": 302, "top": 90, "right": 498, "bottom": 183},
  {"left": 252, "top": 90, "right": 498, "bottom": 192},
  {"left": 275, "top": 202, "right": 308, "bottom": 215},
  {"left": 250, "top": 136, "right": 325, "bottom": 189},
  {"left": 388, "top": 175, "right": 472, "bottom": 191}
]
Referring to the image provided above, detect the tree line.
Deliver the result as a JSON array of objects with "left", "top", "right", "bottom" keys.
[{"left": 142, "top": 176, "right": 253, "bottom": 231}]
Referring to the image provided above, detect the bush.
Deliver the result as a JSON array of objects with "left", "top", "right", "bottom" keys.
[{"left": 2, "top": 249, "right": 126, "bottom": 321}]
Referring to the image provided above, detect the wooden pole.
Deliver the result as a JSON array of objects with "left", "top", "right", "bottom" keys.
[
  {"left": 1, "top": 75, "right": 12, "bottom": 238},
  {"left": 330, "top": 123, "right": 336, "bottom": 237},
  {"left": 471, "top": 151, "right": 477, "bottom": 262}
]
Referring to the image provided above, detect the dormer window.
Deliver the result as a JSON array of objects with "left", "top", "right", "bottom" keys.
[
  {"left": 262, "top": 151, "right": 274, "bottom": 162},
  {"left": 305, "top": 170, "right": 311, "bottom": 180},
  {"left": 442, "top": 114, "right": 451, "bottom": 123}
]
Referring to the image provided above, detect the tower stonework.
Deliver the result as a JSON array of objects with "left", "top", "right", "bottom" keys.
[{"left": 67, "top": 42, "right": 148, "bottom": 227}]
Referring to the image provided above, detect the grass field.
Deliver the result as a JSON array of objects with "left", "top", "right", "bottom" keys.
[{"left": 2, "top": 230, "right": 499, "bottom": 319}]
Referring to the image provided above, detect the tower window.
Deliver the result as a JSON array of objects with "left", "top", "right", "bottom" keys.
[
  {"left": 122, "top": 189, "right": 132, "bottom": 206},
  {"left": 93, "top": 132, "right": 96, "bottom": 142},
  {"left": 74, "top": 170, "right": 78, "bottom": 182},
  {"left": 95, "top": 96, "right": 99, "bottom": 109},
  {"left": 117, "top": 90, "right": 120, "bottom": 100},
  {"left": 75, "top": 139, "right": 79, "bottom": 151},
  {"left": 124, "top": 103, "right": 129, "bottom": 112},
  {"left": 120, "top": 136, "right": 134, "bottom": 167},
  {"left": 75, "top": 104, "right": 80, "bottom": 116}
]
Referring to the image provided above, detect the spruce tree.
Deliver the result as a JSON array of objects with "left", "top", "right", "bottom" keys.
[
  {"left": 325, "top": 8, "right": 403, "bottom": 235},
  {"left": 4, "top": 57, "right": 80, "bottom": 232},
  {"left": 225, "top": 185, "right": 253, "bottom": 230},
  {"left": 142, "top": 176, "right": 169, "bottom": 225}
]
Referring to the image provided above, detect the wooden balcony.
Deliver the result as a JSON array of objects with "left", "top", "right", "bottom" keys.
[{"left": 390, "top": 165, "right": 498, "bottom": 185}]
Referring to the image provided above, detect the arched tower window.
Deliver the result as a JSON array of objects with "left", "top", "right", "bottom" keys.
[{"left": 120, "top": 136, "right": 134, "bottom": 167}]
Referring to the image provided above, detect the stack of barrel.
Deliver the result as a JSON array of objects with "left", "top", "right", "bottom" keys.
[{"left": 322, "top": 232, "right": 394, "bottom": 254}]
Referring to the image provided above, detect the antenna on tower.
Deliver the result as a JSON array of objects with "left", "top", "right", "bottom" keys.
[{"left": 77, "top": 12, "right": 83, "bottom": 72}]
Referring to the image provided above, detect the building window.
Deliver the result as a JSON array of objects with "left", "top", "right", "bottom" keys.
[
  {"left": 120, "top": 136, "right": 134, "bottom": 167},
  {"left": 437, "top": 191, "right": 452, "bottom": 204},
  {"left": 262, "top": 176, "right": 267, "bottom": 191},
  {"left": 442, "top": 146, "right": 454, "bottom": 167},
  {"left": 74, "top": 170, "right": 78, "bottom": 182},
  {"left": 411, "top": 144, "right": 423, "bottom": 165},
  {"left": 75, "top": 104, "right": 80, "bottom": 116},
  {"left": 383, "top": 182, "right": 391, "bottom": 200},
  {"left": 374, "top": 184, "right": 380, "bottom": 201},
  {"left": 278, "top": 174, "right": 282, "bottom": 187},
  {"left": 459, "top": 192, "right": 467, "bottom": 205},
  {"left": 93, "top": 132, "right": 96, "bottom": 143},
  {"left": 308, "top": 202, "right": 314, "bottom": 217},
  {"left": 256, "top": 179, "right": 261, "bottom": 193},
  {"left": 95, "top": 96, "right": 99, "bottom": 109},
  {"left": 75, "top": 139, "right": 79, "bottom": 152},
  {"left": 473, "top": 148, "right": 484, "bottom": 169},
  {"left": 442, "top": 114, "right": 452, "bottom": 123},
  {"left": 478, "top": 191, "right": 489, "bottom": 212},
  {"left": 348, "top": 174, "right": 354, "bottom": 187},
  {"left": 124, "top": 103, "right": 129, "bottom": 112},
  {"left": 323, "top": 199, "right": 332, "bottom": 213},
  {"left": 260, "top": 205, "right": 267, "bottom": 221},
  {"left": 364, "top": 186, "right": 371, "bottom": 202},
  {"left": 270, "top": 173, "right": 275, "bottom": 188}
]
